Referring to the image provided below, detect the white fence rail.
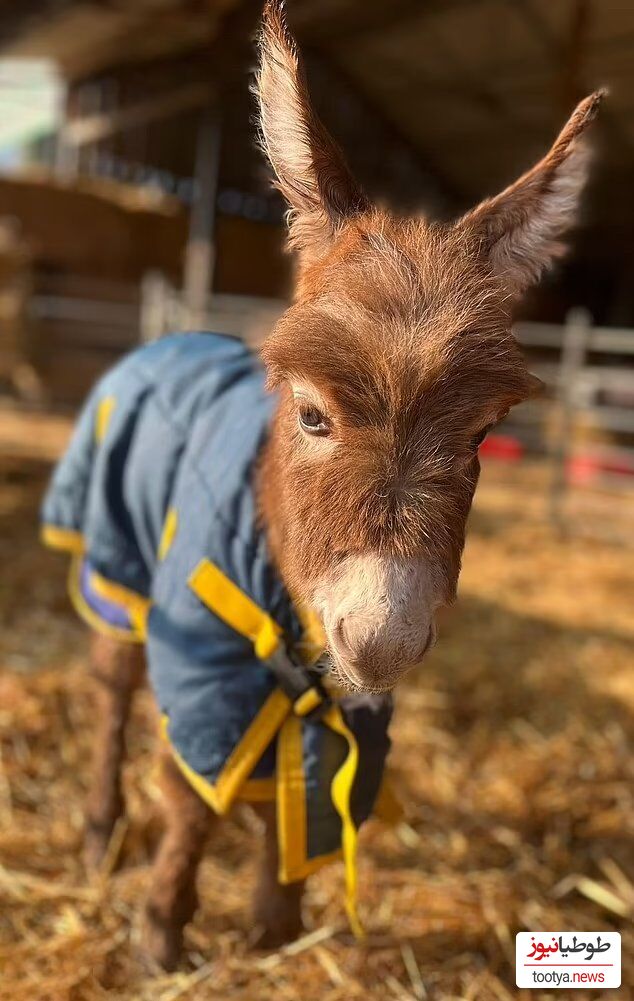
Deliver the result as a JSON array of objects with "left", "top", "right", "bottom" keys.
[
  {"left": 512, "top": 311, "right": 634, "bottom": 541},
  {"left": 27, "top": 273, "right": 634, "bottom": 543}
]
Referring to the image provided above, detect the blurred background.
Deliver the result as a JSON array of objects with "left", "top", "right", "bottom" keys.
[{"left": 0, "top": 3, "right": 632, "bottom": 1000}]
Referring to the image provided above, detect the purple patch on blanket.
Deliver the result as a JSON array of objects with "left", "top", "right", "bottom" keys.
[{"left": 80, "top": 559, "right": 134, "bottom": 631}]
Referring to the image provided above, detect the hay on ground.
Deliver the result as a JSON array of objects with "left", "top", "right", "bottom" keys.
[{"left": 0, "top": 445, "right": 632, "bottom": 1001}]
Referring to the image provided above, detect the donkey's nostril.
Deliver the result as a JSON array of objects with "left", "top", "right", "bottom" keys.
[
  {"left": 334, "top": 617, "right": 355, "bottom": 659},
  {"left": 417, "top": 624, "right": 436, "bottom": 661}
]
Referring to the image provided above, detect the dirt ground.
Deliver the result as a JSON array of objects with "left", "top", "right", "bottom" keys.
[{"left": 0, "top": 436, "right": 632, "bottom": 1001}]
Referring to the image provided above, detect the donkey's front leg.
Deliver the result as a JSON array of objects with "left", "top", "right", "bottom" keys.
[
  {"left": 84, "top": 633, "right": 145, "bottom": 869},
  {"left": 250, "top": 801, "right": 305, "bottom": 949},
  {"left": 141, "top": 750, "right": 215, "bottom": 971}
]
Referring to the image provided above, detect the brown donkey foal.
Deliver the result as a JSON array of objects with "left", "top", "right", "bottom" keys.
[{"left": 54, "top": 0, "right": 602, "bottom": 971}]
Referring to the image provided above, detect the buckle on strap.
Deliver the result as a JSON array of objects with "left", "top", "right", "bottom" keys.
[{"left": 265, "top": 645, "right": 330, "bottom": 721}]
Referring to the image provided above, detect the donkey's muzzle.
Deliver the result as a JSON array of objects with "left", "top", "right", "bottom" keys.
[
  {"left": 314, "top": 551, "right": 442, "bottom": 692},
  {"left": 329, "top": 618, "right": 437, "bottom": 693}
]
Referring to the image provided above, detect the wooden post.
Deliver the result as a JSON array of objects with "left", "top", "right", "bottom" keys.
[
  {"left": 140, "top": 270, "right": 169, "bottom": 343},
  {"left": 55, "top": 126, "right": 79, "bottom": 180},
  {"left": 549, "top": 307, "right": 592, "bottom": 532},
  {"left": 183, "top": 107, "right": 222, "bottom": 329}
]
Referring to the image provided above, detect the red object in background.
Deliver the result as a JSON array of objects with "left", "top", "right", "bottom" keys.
[
  {"left": 567, "top": 452, "right": 634, "bottom": 484},
  {"left": 479, "top": 434, "right": 524, "bottom": 461}
]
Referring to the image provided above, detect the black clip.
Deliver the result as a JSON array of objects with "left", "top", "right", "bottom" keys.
[{"left": 265, "top": 644, "right": 330, "bottom": 721}]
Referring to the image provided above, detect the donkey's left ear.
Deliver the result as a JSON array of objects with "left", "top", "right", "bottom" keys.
[
  {"left": 459, "top": 91, "right": 605, "bottom": 296},
  {"left": 256, "top": 0, "right": 369, "bottom": 264}
]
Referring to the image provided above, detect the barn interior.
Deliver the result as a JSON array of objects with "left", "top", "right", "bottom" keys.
[{"left": 0, "top": 0, "right": 633, "bottom": 406}]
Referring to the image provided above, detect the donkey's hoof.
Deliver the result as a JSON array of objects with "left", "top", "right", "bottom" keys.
[
  {"left": 249, "top": 900, "right": 304, "bottom": 950},
  {"left": 249, "top": 920, "right": 303, "bottom": 950},
  {"left": 140, "top": 909, "right": 184, "bottom": 972}
]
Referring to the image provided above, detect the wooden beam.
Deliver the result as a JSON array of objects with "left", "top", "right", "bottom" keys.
[
  {"left": 304, "top": 47, "right": 463, "bottom": 212},
  {"left": 65, "top": 81, "right": 213, "bottom": 146},
  {"left": 0, "top": 0, "right": 77, "bottom": 49},
  {"left": 63, "top": 0, "right": 263, "bottom": 148},
  {"left": 300, "top": 0, "right": 482, "bottom": 46},
  {"left": 509, "top": 0, "right": 632, "bottom": 155}
]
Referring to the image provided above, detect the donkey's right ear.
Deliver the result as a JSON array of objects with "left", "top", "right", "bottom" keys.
[{"left": 256, "top": 0, "right": 369, "bottom": 263}]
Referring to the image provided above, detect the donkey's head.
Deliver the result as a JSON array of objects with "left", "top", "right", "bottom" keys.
[{"left": 256, "top": 0, "right": 602, "bottom": 692}]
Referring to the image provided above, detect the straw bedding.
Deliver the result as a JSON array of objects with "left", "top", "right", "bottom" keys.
[{"left": 0, "top": 450, "right": 632, "bottom": 1000}]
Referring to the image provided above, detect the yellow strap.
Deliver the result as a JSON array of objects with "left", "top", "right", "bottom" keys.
[
  {"left": 188, "top": 558, "right": 282, "bottom": 659},
  {"left": 163, "top": 688, "right": 292, "bottom": 814},
  {"left": 238, "top": 777, "right": 276, "bottom": 802},
  {"left": 293, "top": 687, "right": 322, "bottom": 717},
  {"left": 276, "top": 714, "right": 344, "bottom": 883},
  {"left": 324, "top": 704, "right": 365, "bottom": 939},
  {"left": 158, "top": 507, "right": 178, "bottom": 561},
  {"left": 276, "top": 713, "right": 307, "bottom": 883},
  {"left": 95, "top": 395, "right": 116, "bottom": 444}
]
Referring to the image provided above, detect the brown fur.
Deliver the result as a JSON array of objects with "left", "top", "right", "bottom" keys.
[
  {"left": 141, "top": 749, "right": 215, "bottom": 972},
  {"left": 83, "top": 634, "right": 145, "bottom": 869}
]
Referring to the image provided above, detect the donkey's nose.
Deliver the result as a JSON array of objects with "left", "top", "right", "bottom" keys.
[
  {"left": 335, "top": 614, "right": 434, "bottom": 661},
  {"left": 333, "top": 617, "right": 357, "bottom": 660},
  {"left": 332, "top": 614, "right": 435, "bottom": 684}
]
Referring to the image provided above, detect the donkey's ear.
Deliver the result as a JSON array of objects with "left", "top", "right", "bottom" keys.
[
  {"left": 256, "top": 0, "right": 369, "bottom": 262},
  {"left": 459, "top": 91, "right": 604, "bottom": 296}
]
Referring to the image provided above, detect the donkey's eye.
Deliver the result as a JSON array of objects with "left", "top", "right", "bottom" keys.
[{"left": 298, "top": 405, "right": 330, "bottom": 437}]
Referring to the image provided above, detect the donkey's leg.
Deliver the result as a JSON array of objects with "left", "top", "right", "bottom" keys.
[
  {"left": 84, "top": 633, "right": 145, "bottom": 869},
  {"left": 142, "top": 750, "right": 215, "bottom": 971},
  {"left": 250, "top": 801, "right": 305, "bottom": 948}
]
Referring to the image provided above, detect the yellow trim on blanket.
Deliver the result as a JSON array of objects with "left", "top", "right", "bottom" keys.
[
  {"left": 95, "top": 395, "right": 116, "bottom": 444},
  {"left": 161, "top": 721, "right": 276, "bottom": 806},
  {"left": 67, "top": 556, "right": 144, "bottom": 644},
  {"left": 213, "top": 688, "right": 291, "bottom": 810},
  {"left": 162, "top": 688, "right": 292, "bottom": 815},
  {"left": 189, "top": 558, "right": 282, "bottom": 659},
  {"left": 88, "top": 570, "right": 151, "bottom": 640},
  {"left": 161, "top": 715, "right": 223, "bottom": 812},
  {"left": 42, "top": 525, "right": 150, "bottom": 642},
  {"left": 41, "top": 524, "right": 85, "bottom": 555},
  {"left": 158, "top": 507, "right": 178, "bottom": 561},
  {"left": 324, "top": 704, "right": 364, "bottom": 939}
]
